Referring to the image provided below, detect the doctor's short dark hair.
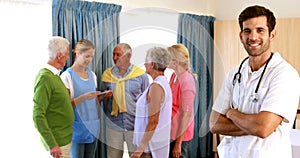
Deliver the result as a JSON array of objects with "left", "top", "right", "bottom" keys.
[{"left": 238, "top": 5, "right": 276, "bottom": 34}]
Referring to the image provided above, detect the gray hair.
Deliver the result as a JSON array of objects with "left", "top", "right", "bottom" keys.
[
  {"left": 146, "top": 47, "right": 171, "bottom": 72},
  {"left": 47, "top": 36, "right": 70, "bottom": 60},
  {"left": 116, "top": 43, "right": 132, "bottom": 55}
]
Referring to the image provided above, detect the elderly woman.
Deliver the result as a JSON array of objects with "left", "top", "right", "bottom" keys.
[
  {"left": 167, "top": 44, "right": 196, "bottom": 158},
  {"left": 131, "top": 47, "right": 172, "bottom": 158}
]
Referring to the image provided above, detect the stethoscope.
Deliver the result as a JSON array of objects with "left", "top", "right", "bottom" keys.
[{"left": 231, "top": 53, "right": 273, "bottom": 107}]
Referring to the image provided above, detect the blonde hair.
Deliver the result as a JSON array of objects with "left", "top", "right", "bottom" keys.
[
  {"left": 168, "top": 44, "right": 192, "bottom": 73},
  {"left": 73, "top": 39, "right": 95, "bottom": 55}
]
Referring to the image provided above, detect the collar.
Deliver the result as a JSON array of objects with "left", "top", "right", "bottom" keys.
[
  {"left": 45, "top": 64, "right": 61, "bottom": 75},
  {"left": 112, "top": 64, "right": 133, "bottom": 76},
  {"left": 267, "top": 52, "right": 281, "bottom": 68},
  {"left": 243, "top": 52, "right": 281, "bottom": 72}
]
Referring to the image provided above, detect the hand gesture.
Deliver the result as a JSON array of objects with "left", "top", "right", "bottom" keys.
[{"left": 84, "top": 91, "right": 101, "bottom": 100}]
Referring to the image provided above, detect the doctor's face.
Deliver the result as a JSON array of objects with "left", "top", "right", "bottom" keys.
[{"left": 239, "top": 16, "right": 275, "bottom": 57}]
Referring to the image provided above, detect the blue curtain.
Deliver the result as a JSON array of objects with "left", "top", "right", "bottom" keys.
[
  {"left": 177, "top": 13, "right": 215, "bottom": 158},
  {"left": 52, "top": 0, "right": 121, "bottom": 157},
  {"left": 52, "top": 0, "right": 121, "bottom": 86}
]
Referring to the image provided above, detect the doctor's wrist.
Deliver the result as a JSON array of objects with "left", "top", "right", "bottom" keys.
[{"left": 226, "top": 109, "right": 234, "bottom": 119}]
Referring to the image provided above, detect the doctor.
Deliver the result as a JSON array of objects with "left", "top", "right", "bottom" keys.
[{"left": 209, "top": 5, "right": 300, "bottom": 158}]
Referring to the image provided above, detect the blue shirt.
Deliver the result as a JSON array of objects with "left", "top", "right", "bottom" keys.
[
  {"left": 101, "top": 64, "right": 149, "bottom": 131},
  {"left": 67, "top": 68, "right": 100, "bottom": 143}
]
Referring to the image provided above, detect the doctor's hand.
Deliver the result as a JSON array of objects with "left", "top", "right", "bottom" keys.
[{"left": 226, "top": 108, "right": 237, "bottom": 119}]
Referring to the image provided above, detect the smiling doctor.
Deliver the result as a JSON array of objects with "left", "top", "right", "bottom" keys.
[{"left": 209, "top": 5, "right": 300, "bottom": 158}]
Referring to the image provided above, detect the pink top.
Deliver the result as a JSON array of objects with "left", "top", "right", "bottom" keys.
[{"left": 170, "top": 71, "right": 196, "bottom": 141}]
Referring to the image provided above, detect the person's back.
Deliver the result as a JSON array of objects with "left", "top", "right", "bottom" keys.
[
  {"left": 149, "top": 75, "right": 172, "bottom": 152},
  {"left": 131, "top": 46, "right": 172, "bottom": 158}
]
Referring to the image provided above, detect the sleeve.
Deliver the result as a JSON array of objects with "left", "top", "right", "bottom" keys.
[
  {"left": 179, "top": 73, "right": 196, "bottom": 112},
  {"left": 260, "top": 66, "right": 300, "bottom": 123},
  {"left": 92, "top": 71, "right": 97, "bottom": 88},
  {"left": 33, "top": 75, "right": 58, "bottom": 149},
  {"left": 60, "top": 71, "right": 73, "bottom": 98},
  {"left": 212, "top": 71, "right": 233, "bottom": 115}
]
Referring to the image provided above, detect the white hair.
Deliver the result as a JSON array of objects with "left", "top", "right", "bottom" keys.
[
  {"left": 146, "top": 47, "right": 171, "bottom": 71},
  {"left": 116, "top": 43, "right": 132, "bottom": 55},
  {"left": 47, "top": 36, "right": 70, "bottom": 60}
]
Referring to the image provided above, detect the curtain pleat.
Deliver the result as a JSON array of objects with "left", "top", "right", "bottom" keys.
[
  {"left": 177, "top": 13, "right": 215, "bottom": 158},
  {"left": 52, "top": 1, "right": 121, "bottom": 157}
]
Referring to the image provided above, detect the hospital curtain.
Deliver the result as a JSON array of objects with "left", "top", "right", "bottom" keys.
[
  {"left": 177, "top": 13, "right": 215, "bottom": 158},
  {"left": 52, "top": 0, "right": 121, "bottom": 86},
  {"left": 52, "top": 0, "right": 122, "bottom": 157}
]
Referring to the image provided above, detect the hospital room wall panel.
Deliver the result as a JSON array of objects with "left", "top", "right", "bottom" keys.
[{"left": 214, "top": 18, "right": 300, "bottom": 125}]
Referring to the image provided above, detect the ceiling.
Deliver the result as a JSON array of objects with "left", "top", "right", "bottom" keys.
[
  {"left": 16, "top": 0, "right": 300, "bottom": 20},
  {"left": 97, "top": 0, "right": 300, "bottom": 20}
]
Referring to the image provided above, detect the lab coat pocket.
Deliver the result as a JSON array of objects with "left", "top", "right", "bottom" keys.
[{"left": 217, "top": 136, "right": 237, "bottom": 158}]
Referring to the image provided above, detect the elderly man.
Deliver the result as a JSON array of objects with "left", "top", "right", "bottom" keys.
[
  {"left": 101, "top": 43, "right": 149, "bottom": 158},
  {"left": 33, "top": 36, "right": 74, "bottom": 158}
]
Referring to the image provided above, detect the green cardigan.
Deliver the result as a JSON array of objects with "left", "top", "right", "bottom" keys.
[{"left": 33, "top": 68, "right": 74, "bottom": 150}]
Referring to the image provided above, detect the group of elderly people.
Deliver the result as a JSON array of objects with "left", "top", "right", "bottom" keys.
[{"left": 33, "top": 36, "right": 196, "bottom": 158}]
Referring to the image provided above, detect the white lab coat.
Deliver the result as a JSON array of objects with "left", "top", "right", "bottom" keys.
[{"left": 213, "top": 52, "right": 300, "bottom": 158}]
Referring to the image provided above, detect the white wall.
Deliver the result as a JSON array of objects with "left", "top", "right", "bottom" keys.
[
  {"left": 119, "top": 7, "right": 178, "bottom": 66},
  {"left": 0, "top": 1, "right": 52, "bottom": 157}
]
